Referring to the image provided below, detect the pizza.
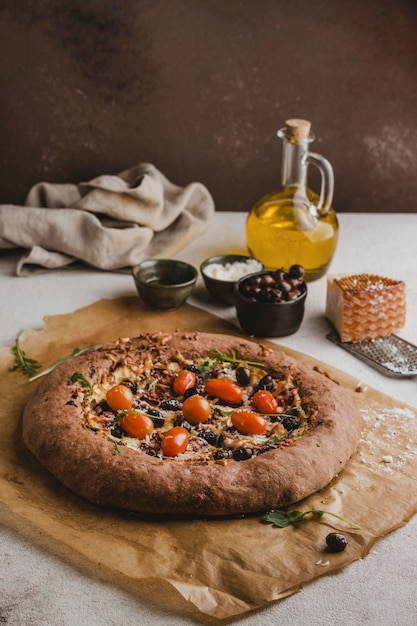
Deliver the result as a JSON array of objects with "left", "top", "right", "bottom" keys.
[{"left": 22, "top": 331, "right": 363, "bottom": 517}]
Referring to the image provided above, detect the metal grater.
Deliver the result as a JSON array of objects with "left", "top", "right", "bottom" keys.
[{"left": 326, "top": 330, "right": 417, "bottom": 378}]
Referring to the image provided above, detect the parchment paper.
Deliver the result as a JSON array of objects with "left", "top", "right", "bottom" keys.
[{"left": 1, "top": 297, "right": 416, "bottom": 620}]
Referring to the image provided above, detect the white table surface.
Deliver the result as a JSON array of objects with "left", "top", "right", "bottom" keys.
[{"left": 1, "top": 212, "right": 416, "bottom": 625}]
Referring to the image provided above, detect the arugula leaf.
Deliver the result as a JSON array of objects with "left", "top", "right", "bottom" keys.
[
  {"left": 147, "top": 378, "right": 158, "bottom": 392},
  {"left": 209, "top": 348, "right": 264, "bottom": 367},
  {"left": 114, "top": 409, "right": 128, "bottom": 424},
  {"left": 10, "top": 333, "right": 95, "bottom": 382},
  {"left": 265, "top": 433, "right": 290, "bottom": 445},
  {"left": 68, "top": 371, "right": 94, "bottom": 396},
  {"left": 214, "top": 406, "right": 234, "bottom": 416},
  {"left": 29, "top": 344, "right": 94, "bottom": 382},
  {"left": 10, "top": 331, "right": 42, "bottom": 377},
  {"left": 262, "top": 508, "right": 361, "bottom": 529},
  {"left": 113, "top": 408, "right": 164, "bottom": 428},
  {"left": 197, "top": 357, "right": 218, "bottom": 376}
]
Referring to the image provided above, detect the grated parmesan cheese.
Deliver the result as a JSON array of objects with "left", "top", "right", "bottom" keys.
[{"left": 203, "top": 258, "right": 263, "bottom": 281}]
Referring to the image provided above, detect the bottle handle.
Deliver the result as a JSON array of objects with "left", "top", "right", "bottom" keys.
[{"left": 305, "top": 152, "right": 334, "bottom": 217}]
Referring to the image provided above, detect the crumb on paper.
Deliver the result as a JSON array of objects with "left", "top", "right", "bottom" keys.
[
  {"left": 381, "top": 455, "right": 394, "bottom": 463},
  {"left": 355, "top": 382, "right": 368, "bottom": 393}
]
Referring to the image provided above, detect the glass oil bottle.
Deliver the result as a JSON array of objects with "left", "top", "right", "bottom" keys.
[{"left": 246, "top": 119, "right": 338, "bottom": 281}]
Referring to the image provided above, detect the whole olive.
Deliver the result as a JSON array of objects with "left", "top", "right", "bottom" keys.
[
  {"left": 260, "top": 287, "right": 275, "bottom": 302},
  {"left": 260, "top": 273, "right": 276, "bottom": 286},
  {"left": 183, "top": 386, "right": 198, "bottom": 400},
  {"left": 274, "top": 268, "right": 286, "bottom": 281},
  {"left": 236, "top": 366, "right": 251, "bottom": 387},
  {"left": 146, "top": 407, "right": 165, "bottom": 427},
  {"left": 282, "top": 415, "right": 301, "bottom": 431},
  {"left": 213, "top": 449, "right": 231, "bottom": 460},
  {"left": 258, "top": 374, "right": 274, "bottom": 391},
  {"left": 289, "top": 264, "right": 305, "bottom": 280},
  {"left": 160, "top": 399, "right": 180, "bottom": 411},
  {"left": 279, "top": 279, "right": 293, "bottom": 293},
  {"left": 269, "top": 288, "right": 283, "bottom": 302},
  {"left": 287, "top": 288, "right": 301, "bottom": 301},
  {"left": 232, "top": 447, "right": 253, "bottom": 461},
  {"left": 199, "top": 430, "right": 218, "bottom": 446},
  {"left": 173, "top": 418, "right": 191, "bottom": 431},
  {"left": 110, "top": 424, "right": 124, "bottom": 439},
  {"left": 326, "top": 532, "right": 348, "bottom": 552}
]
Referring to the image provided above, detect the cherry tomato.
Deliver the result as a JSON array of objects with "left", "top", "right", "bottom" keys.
[
  {"left": 252, "top": 389, "right": 278, "bottom": 414},
  {"left": 119, "top": 410, "right": 154, "bottom": 439},
  {"left": 182, "top": 394, "right": 211, "bottom": 424},
  {"left": 205, "top": 378, "right": 243, "bottom": 404},
  {"left": 161, "top": 426, "right": 190, "bottom": 456},
  {"left": 231, "top": 409, "right": 266, "bottom": 435},
  {"left": 173, "top": 369, "right": 197, "bottom": 395},
  {"left": 106, "top": 384, "right": 134, "bottom": 411}
]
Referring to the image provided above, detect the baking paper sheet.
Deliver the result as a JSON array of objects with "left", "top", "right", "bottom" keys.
[{"left": 0, "top": 297, "right": 416, "bottom": 620}]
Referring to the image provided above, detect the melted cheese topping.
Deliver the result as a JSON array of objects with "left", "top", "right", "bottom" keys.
[{"left": 75, "top": 354, "right": 311, "bottom": 463}]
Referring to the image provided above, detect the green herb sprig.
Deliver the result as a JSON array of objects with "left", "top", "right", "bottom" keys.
[
  {"left": 209, "top": 348, "right": 264, "bottom": 368},
  {"left": 263, "top": 508, "right": 361, "bottom": 529},
  {"left": 196, "top": 357, "right": 218, "bottom": 376},
  {"left": 68, "top": 372, "right": 94, "bottom": 396},
  {"left": 214, "top": 406, "right": 234, "bottom": 416},
  {"left": 265, "top": 433, "right": 290, "bottom": 446},
  {"left": 112, "top": 409, "right": 128, "bottom": 425},
  {"left": 28, "top": 344, "right": 94, "bottom": 382},
  {"left": 147, "top": 378, "right": 158, "bottom": 392},
  {"left": 10, "top": 331, "right": 42, "bottom": 377}
]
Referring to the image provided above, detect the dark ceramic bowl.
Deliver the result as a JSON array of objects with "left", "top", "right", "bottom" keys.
[
  {"left": 200, "top": 254, "right": 264, "bottom": 305},
  {"left": 234, "top": 271, "right": 307, "bottom": 337},
  {"left": 132, "top": 259, "right": 197, "bottom": 310}
]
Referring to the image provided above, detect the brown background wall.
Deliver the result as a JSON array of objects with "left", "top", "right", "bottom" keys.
[{"left": 1, "top": 0, "right": 417, "bottom": 213}]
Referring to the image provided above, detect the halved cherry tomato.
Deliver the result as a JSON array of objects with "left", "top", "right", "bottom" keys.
[
  {"left": 119, "top": 410, "right": 154, "bottom": 439},
  {"left": 106, "top": 384, "right": 134, "bottom": 411},
  {"left": 231, "top": 409, "right": 266, "bottom": 435},
  {"left": 182, "top": 394, "right": 211, "bottom": 424},
  {"left": 205, "top": 378, "right": 243, "bottom": 404},
  {"left": 161, "top": 426, "right": 190, "bottom": 456},
  {"left": 252, "top": 389, "right": 278, "bottom": 414},
  {"left": 173, "top": 369, "right": 196, "bottom": 395}
]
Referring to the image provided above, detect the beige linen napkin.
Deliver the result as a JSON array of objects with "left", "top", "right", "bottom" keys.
[{"left": 0, "top": 163, "right": 215, "bottom": 275}]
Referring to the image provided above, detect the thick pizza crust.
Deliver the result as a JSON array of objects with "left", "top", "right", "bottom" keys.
[{"left": 22, "top": 332, "right": 364, "bottom": 517}]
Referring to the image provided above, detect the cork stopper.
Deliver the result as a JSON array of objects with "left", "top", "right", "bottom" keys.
[{"left": 285, "top": 118, "right": 311, "bottom": 140}]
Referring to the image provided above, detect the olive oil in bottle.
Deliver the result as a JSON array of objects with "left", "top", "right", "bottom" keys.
[{"left": 246, "top": 119, "right": 338, "bottom": 281}]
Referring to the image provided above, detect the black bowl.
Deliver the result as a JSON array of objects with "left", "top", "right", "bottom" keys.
[
  {"left": 234, "top": 271, "right": 307, "bottom": 337},
  {"left": 132, "top": 259, "right": 197, "bottom": 310}
]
